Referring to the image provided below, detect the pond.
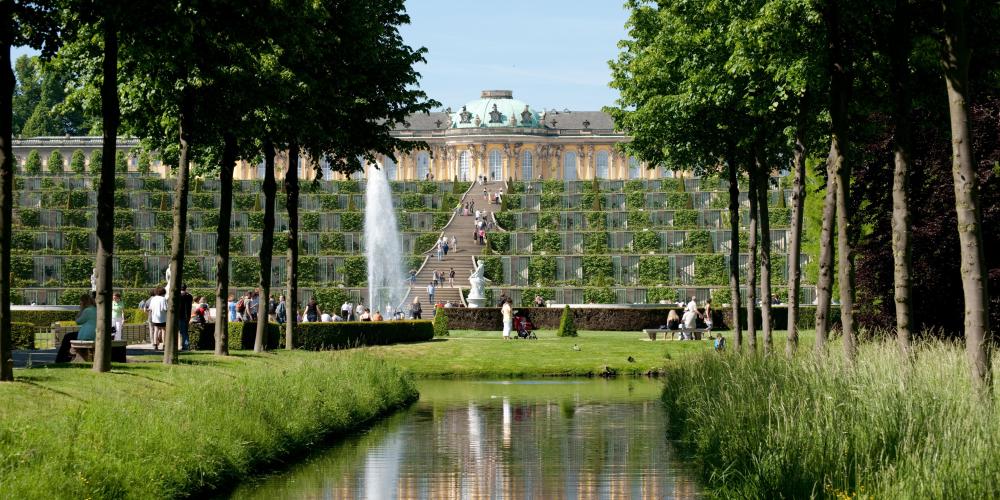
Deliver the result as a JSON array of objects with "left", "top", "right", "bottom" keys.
[{"left": 229, "top": 379, "right": 700, "bottom": 499}]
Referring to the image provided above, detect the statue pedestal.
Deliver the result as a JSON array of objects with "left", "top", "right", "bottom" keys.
[{"left": 467, "top": 297, "right": 486, "bottom": 308}]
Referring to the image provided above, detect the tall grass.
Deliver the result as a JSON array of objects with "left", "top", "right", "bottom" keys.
[
  {"left": 661, "top": 341, "right": 999, "bottom": 498},
  {"left": 0, "top": 351, "right": 416, "bottom": 498}
]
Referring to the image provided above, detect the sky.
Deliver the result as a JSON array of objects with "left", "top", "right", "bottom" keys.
[
  {"left": 400, "top": 0, "right": 631, "bottom": 111},
  {"left": 10, "top": 1, "right": 632, "bottom": 111}
]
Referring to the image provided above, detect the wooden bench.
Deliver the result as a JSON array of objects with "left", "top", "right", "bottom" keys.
[
  {"left": 70, "top": 340, "right": 128, "bottom": 363},
  {"left": 643, "top": 328, "right": 710, "bottom": 341}
]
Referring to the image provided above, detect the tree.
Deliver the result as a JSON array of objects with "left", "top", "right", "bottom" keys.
[
  {"left": 23, "top": 149, "right": 41, "bottom": 174},
  {"left": 70, "top": 149, "right": 86, "bottom": 174},
  {"left": 136, "top": 148, "right": 150, "bottom": 176},
  {"left": 115, "top": 150, "right": 127, "bottom": 173},
  {"left": 557, "top": 305, "right": 577, "bottom": 337},
  {"left": 88, "top": 149, "right": 101, "bottom": 175},
  {"left": 940, "top": 0, "right": 992, "bottom": 392},
  {"left": 433, "top": 305, "right": 449, "bottom": 337},
  {"left": 47, "top": 150, "right": 63, "bottom": 175},
  {"left": 254, "top": 140, "right": 276, "bottom": 353}
]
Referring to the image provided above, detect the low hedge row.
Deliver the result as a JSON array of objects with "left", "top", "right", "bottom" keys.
[
  {"left": 11, "top": 310, "right": 77, "bottom": 326},
  {"left": 186, "top": 320, "right": 433, "bottom": 351},
  {"left": 12, "top": 322, "right": 35, "bottom": 350}
]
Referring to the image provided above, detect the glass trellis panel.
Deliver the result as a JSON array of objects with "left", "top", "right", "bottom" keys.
[
  {"left": 384, "top": 156, "right": 397, "bottom": 180},
  {"left": 489, "top": 150, "right": 502, "bottom": 180},
  {"left": 416, "top": 152, "right": 429, "bottom": 180},
  {"left": 596, "top": 151, "right": 609, "bottom": 179},
  {"left": 675, "top": 255, "right": 695, "bottom": 284},
  {"left": 563, "top": 152, "right": 577, "bottom": 181},
  {"left": 629, "top": 157, "right": 640, "bottom": 179},
  {"left": 459, "top": 151, "right": 471, "bottom": 181},
  {"left": 510, "top": 256, "right": 529, "bottom": 285},
  {"left": 522, "top": 151, "right": 533, "bottom": 179}
]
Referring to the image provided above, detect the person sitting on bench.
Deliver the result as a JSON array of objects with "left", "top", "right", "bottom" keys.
[
  {"left": 55, "top": 293, "right": 97, "bottom": 363},
  {"left": 665, "top": 309, "right": 681, "bottom": 331}
]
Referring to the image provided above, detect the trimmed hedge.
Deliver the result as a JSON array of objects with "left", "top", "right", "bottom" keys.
[
  {"left": 11, "top": 310, "right": 77, "bottom": 326},
  {"left": 226, "top": 322, "right": 282, "bottom": 351},
  {"left": 12, "top": 322, "right": 35, "bottom": 350},
  {"left": 292, "top": 321, "right": 433, "bottom": 350}
]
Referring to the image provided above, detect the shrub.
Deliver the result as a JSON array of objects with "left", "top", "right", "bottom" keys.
[
  {"left": 694, "top": 254, "right": 726, "bottom": 285},
  {"left": 191, "top": 193, "right": 214, "bottom": 210},
  {"left": 481, "top": 256, "right": 502, "bottom": 282},
  {"left": 12, "top": 256, "right": 34, "bottom": 280},
  {"left": 88, "top": 150, "right": 102, "bottom": 175},
  {"left": 62, "top": 256, "right": 93, "bottom": 284},
  {"left": 519, "top": 287, "right": 554, "bottom": 307},
  {"left": 627, "top": 191, "right": 645, "bottom": 209},
  {"left": 632, "top": 230, "right": 661, "bottom": 253},
  {"left": 114, "top": 231, "right": 138, "bottom": 252},
  {"left": 338, "top": 180, "right": 360, "bottom": 193},
  {"left": 301, "top": 212, "right": 320, "bottom": 231},
  {"left": 63, "top": 229, "right": 90, "bottom": 253},
  {"left": 540, "top": 192, "right": 562, "bottom": 210},
  {"left": 556, "top": 305, "right": 577, "bottom": 337},
  {"left": 201, "top": 211, "right": 219, "bottom": 229},
  {"left": 682, "top": 229, "right": 713, "bottom": 253},
  {"left": 342, "top": 256, "right": 366, "bottom": 286},
  {"left": 114, "top": 209, "right": 134, "bottom": 229},
  {"left": 70, "top": 150, "right": 86, "bottom": 175},
  {"left": 580, "top": 191, "right": 604, "bottom": 210},
  {"left": 47, "top": 151, "right": 64, "bottom": 175},
  {"left": 247, "top": 212, "right": 264, "bottom": 231},
  {"left": 432, "top": 213, "right": 450, "bottom": 230},
  {"left": 12, "top": 322, "right": 36, "bottom": 350},
  {"left": 532, "top": 231, "right": 561, "bottom": 254},
  {"left": 142, "top": 178, "right": 164, "bottom": 191},
  {"left": 488, "top": 232, "right": 510, "bottom": 254},
  {"left": 418, "top": 181, "right": 437, "bottom": 194},
  {"left": 117, "top": 256, "right": 146, "bottom": 285},
  {"left": 155, "top": 212, "right": 173, "bottom": 230},
  {"left": 493, "top": 211, "right": 515, "bottom": 229},
  {"left": 504, "top": 194, "right": 522, "bottom": 209},
  {"left": 311, "top": 288, "right": 352, "bottom": 312},
  {"left": 711, "top": 287, "right": 732, "bottom": 305},
  {"left": 413, "top": 233, "right": 439, "bottom": 253},
  {"left": 340, "top": 211, "right": 362, "bottom": 232},
  {"left": 646, "top": 286, "right": 679, "bottom": 304},
  {"left": 137, "top": 149, "right": 152, "bottom": 175},
  {"left": 627, "top": 210, "right": 648, "bottom": 228},
  {"left": 582, "top": 256, "right": 612, "bottom": 285},
  {"left": 769, "top": 207, "right": 791, "bottom": 226},
  {"left": 320, "top": 233, "right": 345, "bottom": 253},
  {"left": 229, "top": 235, "right": 244, "bottom": 253},
  {"left": 584, "top": 287, "right": 617, "bottom": 304},
  {"left": 298, "top": 256, "right": 318, "bottom": 281},
  {"left": 433, "top": 306, "right": 449, "bottom": 337},
  {"left": 638, "top": 256, "right": 671, "bottom": 285},
  {"left": 661, "top": 178, "right": 684, "bottom": 192},
  {"left": 233, "top": 194, "right": 254, "bottom": 210},
  {"left": 114, "top": 191, "right": 130, "bottom": 208},
  {"left": 68, "top": 191, "right": 88, "bottom": 209},
  {"left": 18, "top": 209, "right": 39, "bottom": 227},
  {"left": 583, "top": 231, "right": 608, "bottom": 254},
  {"left": 528, "top": 256, "right": 556, "bottom": 286},
  {"left": 24, "top": 150, "right": 42, "bottom": 174},
  {"left": 664, "top": 192, "right": 690, "bottom": 209},
  {"left": 673, "top": 209, "right": 699, "bottom": 228},
  {"left": 542, "top": 180, "right": 564, "bottom": 193},
  {"left": 226, "top": 321, "right": 281, "bottom": 350},
  {"left": 537, "top": 211, "right": 558, "bottom": 229},
  {"left": 231, "top": 257, "right": 258, "bottom": 286},
  {"left": 586, "top": 211, "right": 606, "bottom": 229},
  {"left": 115, "top": 150, "right": 128, "bottom": 173},
  {"left": 400, "top": 193, "right": 423, "bottom": 210},
  {"left": 12, "top": 231, "right": 35, "bottom": 251},
  {"left": 625, "top": 179, "right": 644, "bottom": 192},
  {"left": 11, "top": 310, "right": 77, "bottom": 326},
  {"left": 292, "top": 321, "right": 433, "bottom": 350}
]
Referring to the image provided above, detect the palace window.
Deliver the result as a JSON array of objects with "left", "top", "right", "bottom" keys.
[
  {"left": 416, "top": 152, "right": 430, "bottom": 180},
  {"left": 384, "top": 156, "right": 397, "bottom": 180},
  {"left": 564, "top": 152, "right": 578, "bottom": 180},
  {"left": 489, "top": 150, "right": 502, "bottom": 181},
  {"left": 629, "top": 156, "right": 640, "bottom": 179},
  {"left": 522, "top": 150, "right": 533, "bottom": 179},
  {"left": 596, "top": 151, "right": 609, "bottom": 179},
  {"left": 459, "top": 151, "right": 470, "bottom": 181}
]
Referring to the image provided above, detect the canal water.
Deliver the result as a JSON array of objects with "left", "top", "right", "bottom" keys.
[{"left": 229, "top": 379, "right": 700, "bottom": 499}]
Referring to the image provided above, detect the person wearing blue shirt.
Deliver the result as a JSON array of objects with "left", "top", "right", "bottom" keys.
[{"left": 55, "top": 294, "right": 97, "bottom": 362}]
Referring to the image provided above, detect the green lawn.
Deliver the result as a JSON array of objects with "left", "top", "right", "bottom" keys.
[{"left": 365, "top": 328, "right": 721, "bottom": 377}]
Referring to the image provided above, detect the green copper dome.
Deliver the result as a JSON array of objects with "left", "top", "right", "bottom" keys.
[{"left": 449, "top": 90, "right": 542, "bottom": 129}]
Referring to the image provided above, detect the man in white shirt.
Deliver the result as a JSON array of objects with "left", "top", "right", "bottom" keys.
[{"left": 686, "top": 296, "right": 698, "bottom": 314}]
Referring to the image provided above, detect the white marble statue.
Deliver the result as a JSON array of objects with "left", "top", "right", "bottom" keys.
[
  {"left": 468, "top": 259, "right": 491, "bottom": 300},
  {"left": 90, "top": 268, "right": 97, "bottom": 292},
  {"left": 165, "top": 266, "right": 172, "bottom": 296}
]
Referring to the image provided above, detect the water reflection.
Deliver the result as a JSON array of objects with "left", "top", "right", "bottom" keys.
[{"left": 230, "top": 379, "right": 699, "bottom": 499}]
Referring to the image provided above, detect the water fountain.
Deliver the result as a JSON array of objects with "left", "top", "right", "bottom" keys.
[{"left": 364, "top": 165, "right": 407, "bottom": 316}]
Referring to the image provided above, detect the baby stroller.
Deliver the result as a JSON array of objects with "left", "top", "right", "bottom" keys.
[{"left": 513, "top": 313, "right": 537, "bottom": 340}]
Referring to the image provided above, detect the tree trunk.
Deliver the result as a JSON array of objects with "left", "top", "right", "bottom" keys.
[
  {"left": 787, "top": 121, "right": 807, "bottom": 356},
  {"left": 726, "top": 154, "right": 743, "bottom": 349},
  {"left": 285, "top": 144, "right": 299, "bottom": 350},
  {"left": 0, "top": 11, "right": 14, "bottom": 381},
  {"left": 942, "top": 0, "right": 992, "bottom": 392},
  {"left": 164, "top": 90, "right": 193, "bottom": 365},
  {"left": 827, "top": 0, "right": 857, "bottom": 363},
  {"left": 254, "top": 139, "right": 277, "bottom": 353},
  {"left": 756, "top": 166, "right": 773, "bottom": 355},
  {"left": 890, "top": 0, "right": 914, "bottom": 358},
  {"left": 214, "top": 133, "right": 236, "bottom": 356},
  {"left": 814, "top": 143, "right": 838, "bottom": 352},
  {"left": 93, "top": 17, "right": 119, "bottom": 372},
  {"left": 746, "top": 172, "right": 758, "bottom": 352}
]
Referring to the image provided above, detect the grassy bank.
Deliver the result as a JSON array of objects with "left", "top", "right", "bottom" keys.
[
  {"left": 661, "top": 341, "right": 999, "bottom": 498},
  {"left": 0, "top": 351, "right": 416, "bottom": 498},
  {"left": 366, "top": 329, "right": 715, "bottom": 377}
]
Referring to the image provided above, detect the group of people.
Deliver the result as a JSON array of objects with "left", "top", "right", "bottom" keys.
[
  {"left": 474, "top": 211, "right": 493, "bottom": 246},
  {"left": 483, "top": 186, "right": 503, "bottom": 205},
  {"left": 435, "top": 236, "right": 457, "bottom": 261},
  {"left": 664, "top": 296, "right": 713, "bottom": 340}
]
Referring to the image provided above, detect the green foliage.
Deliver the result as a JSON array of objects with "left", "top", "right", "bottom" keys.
[
  {"left": 673, "top": 209, "right": 699, "bottom": 228},
  {"left": 24, "top": 150, "right": 42, "bottom": 174},
  {"left": 340, "top": 212, "right": 362, "bottom": 232},
  {"left": 646, "top": 286, "right": 679, "bottom": 304},
  {"left": 114, "top": 231, "right": 138, "bottom": 252},
  {"left": 11, "top": 322, "right": 36, "bottom": 350},
  {"left": 542, "top": 180, "right": 564, "bottom": 193},
  {"left": 625, "top": 179, "right": 644, "bottom": 192},
  {"left": 418, "top": 181, "right": 437, "bottom": 194},
  {"left": 682, "top": 229, "right": 713, "bottom": 253},
  {"left": 432, "top": 212, "right": 450, "bottom": 230},
  {"left": 62, "top": 229, "right": 90, "bottom": 253},
  {"left": 638, "top": 256, "right": 671, "bottom": 285},
  {"left": 661, "top": 178, "right": 684, "bottom": 192},
  {"left": 556, "top": 305, "right": 577, "bottom": 337},
  {"left": 519, "top": 287, "right": 554, "bottom": 307},
  {"left": 229, "top": 235, "right": 245, "bottom": 254},
  {"left": 226, "top": 322, "right": 282, "bottom": 351},
  {"left": 504, "top": 194, "right": 521, "bottom": 209},
  {"left": 769, "top": 207, "right": 791, "bottom": 227},
  {"left": 154, "top": 212, "right": 173, "bottom": 230},
  {"left": 580, "top": 191, "right": 605, "bottom": 210},
  {"left": 137, "top": 149, "right": 152, "bottom": 175},
  {"left": 488, "top": 232, "right": 510, "bottom": 254},
  {"left": 664, "top": 192, "right": 690, "bottom": 209},
  {"left": 481, "top": 256, "right": 502, "bottom": 283},
  {"left": 627, "top": 210, "right": 648, "bottom": 228},
  {"left": 190, "top": 193, "right": 214, "bottom": 210},
  {"left": 10, "top": 309, "right": 76, "bottom": 326},
  {"left": 114, "top": 191, "right": 130, "bottom": 208},
  {"left": 582, "top": 256, "right": 613, "bottom": 285},
  {"left": 584, "top": 287, "right": 617, "bottom": 304},
  {"left": 88, "top": 150, "right": 102, "bottom": 176},
  {"left": 12, "top": 256, "right": 34, "bottom": 280},
  {"left": 13, "top": 231, "right": 35, "bottom": 251},
  {"left": 47, "top": 150, "right": 64, "bottom": 175},
  {"left": 311, "top": 288, "right": 353, "bottom": 311},
  {"left": 320, "top": 233, "right": 345, "bottom": 253},
  {"left": 183, "top": 258, "right": 204, "bottom": 282},
  {"left": 342, "top": 256, "right": 367, "bottom": 286},
  {"left": 200, "top": 211, "right": 219, "bottom": 229},
  {"left": 62, "top": 256, "right": 93, "bottom": 284},
  {"left": 586, "top": 211, "right": 606, "bottom": 229},
  {"left": 694, "top": 254, "right": 726, "bottom": 285},
  {"left": 114, "top": 209, "right": 134, "bottom": 229},
  {"left": 711, "top": 287, "right": 731, "bottom": 305},
  {"left": 493, "top": 211, "right": 514, "bottom": 229},
  {"left": 400, "top": 193, "right": 424, "bottom": 210},
  {"left": 118, "top": 256, "right": 146, "bottom": 286},
  {"left": 508, "top": 181, "right": 525, "bottom": 193},
  {"left": 433, "top": 306, "right": 449, "bottom": 337},
  {"left": 231, "top": 256, "right": 258, "bottom": 286},
  {"left": 528, "top": 256, "right": 556, "bottom": 286},
  {"left": 291, "top": 321, "right": 433, "bottom": 350},
  {"left": 143, "top": 178, "right": 165, "bottom": 191},
  {"left": 413, "top": 233, "right": 439, "bottom": 253},
  {"left": 18, "top": 209, "right": 40, "bottom": 227},
  {"left": 233, "top": 194, "right": 255, "bottom": 210},
  {"left": 632, "top": 230, "right": 661, "bottom": 253},
  {"left": 537, "top": 211, "right": 557, "bottom": 229},
  {"left": 301, "top": 212, "right": 320, "bottom": 231},
  {"left": 584, "top": 231, "right": 608, "bottom": 254},
  {"left": 338, "top": 180, "right": 361, "bottom": 193},
  {"left": 540, "top": 192, "right": 562, "bottom": 210},
  {"left": 298, "top": 256, "right": 318, "bottom": 281},
  {"left": 532, "top": 231, "right": 561, "bottom": 254},
  {"left": 115, "top": 150, "right": 128, "bottom": 173},
  {"left": 627, "top": 190, "right": 646, "bottom": 209}
]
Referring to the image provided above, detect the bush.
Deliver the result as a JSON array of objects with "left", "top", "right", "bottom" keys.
[
  {"left": 627, "top": 191, "right": 645, "bottom": 209},
  {"left": 488, "top": 232, "right": 510, "bottom": 254},
  {"left": 682, "top": 229, "right": 713, "bottom": 253},
  {"left": 88, "top": 150, "right": 102, "bottom": 175},
  {"left": 63, "top": 230, "right": 90, "bottom": 253},
  {"left": 342, "top": 256, "right": 366, "bottom": 286},
  {"left": 114, "top": 231, "right": 139, "bottom": 252},
  {"left": 311, "top": 288, "right": 352, "bottom": 312},
  {"left": 114, "top": 209, "right": 134, "bottom": 229},
  {"left": 769, "top": 207, "right": 791, "bottom": 226},
  {"left": 136, "top": 149, "right": 151, "bottom": 175},
  {"left": 673, "top": 209, "right": 699, "bottom": 228},
  {"left": 646, "top": 286, "right": 679, "bottom": 304},
  {"left": 47, "top": 151, "right": 64, "bottom": 175},
  {"left": 340, "top": 211, "right": 362, "bottom": 232},
  {"left": 61, "top": 209, "right": 88, "bottom": 227},
  {"left": 301, "top": 212, "right": 320, "bottom": 231},
  {"left": 17, "top": 208, "right": 39, "bottom": 227},
  {"left": 292, "top": 321, "right": 433, "bottom": 350},
  {"left": 664, "top": 192, "right": 690, "bottom": 209},
  {"left": 298, "top": 256, "right": 318, "bottom": 281},
  {"left": 70, "top": 150, "right": 86, "bottom": 175},
  {"left": 582, "top": 256, "right": 612, "bottom": 285},
  {"left": 115, "top": 151, "right": 129, "bottom": 173},
  {"left": 626, "top": 210, "right": 648, "bottom": 228},
  {"left": 231, "top": 256, "right": 258, "bottom": 286},
  {"left": 11, "top": 310, "right": 77, "bottom": 326},
  {"left": 493, "top": 211, "right": 515, "bottom": 229},
  {"left": 584, "top": 287, "right": 617, "bottom": 304},
  {"left": 12, "top": 322, "right": 35, "bottom": 349},
  {"left": 532, "top": 231, "right": 561, "bottom": 254},
  {"left": 62, "top": 256, "right": 93, "bottom": 283},
  {"left": 540, "top": 192, "right": 562, "bottom": 210},
  {"left": 528, "top": 256, "right": 556, "bottom": 286},
  {"left": 586, "top": 211, "right": 606, "bottom": 229},
  {"left": 556, "top": 305, "right": 577, "bottom": 337},
  {"left": 338, "top": 180, "right": 361, "bottom": 193},
  {"left": 187, "top": 323, "right": 218, "bottom": 351},
  {"left": 583, "top": 231, "right": 608, "bottom": 254},
  {"left": 320, "top": 233, "right": 345, "bottom": 253},
  {"left": 413, "top": 233, "right": 439, "bottom": 253},
  {"left": 638, "top": 256, "right": 671, "bottom": 285},
  {"left": 24, "top": 150, "right": 41, "bottom": 175},
  {"left": 542, "top": 180, "right": 564, "bottom": 193},
  {"left": 13, "top": 231, "right": 34, "bottom": 251},
  {"left": 694, "top": 254, "right": 726, "bottom": 285},
  {"left": 711, "top": 287, "right": 732, "bottom": 305},
  {"left": 226, "top": 321, "right": 282, "bottom": 350},
  {"left": 632, "top": 230, "right": 660, "bottom": 253},
  {"left": 12, "top": 256, "right": 34, "bottom": 280},
  {"left": 433, "top": 306, "right": 449, "bottom": 337}
]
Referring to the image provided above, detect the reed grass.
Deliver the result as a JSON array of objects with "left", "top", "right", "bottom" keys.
[
  {"left": 661, "top": 339, "right": 999, "bottom": 498},
  {"left": 0, "top": 351, "right": 416, "bottom": 499}
]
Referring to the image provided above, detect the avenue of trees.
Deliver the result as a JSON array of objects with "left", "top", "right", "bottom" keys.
[
  {"left": 1, "top": 0, "right": 435, "bottom": 378},
  {"left": 608, "top": 0, "right": 997, "bottom": 391}
]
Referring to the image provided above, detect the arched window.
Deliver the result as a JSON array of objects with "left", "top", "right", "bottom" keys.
[
  {"left": 563, "top": 152, "right": 578, "bottom": 180},
  {"left": 596, "top": 151, "right": 610, "bottom": 179},
  {"left": 489, "top": 150, "right": 502, "bottom": 181},
  {"left": 384, "top": 156, "right": 397, "bottom": 180},
  {"left": 629, "top": 156, "right": 641, "bottom": 179},
  {"left": 459, "top": 151, "right": 470, "bottom": 181},
  {"left": 416, "top": 152, "right": 430, "bottom": 180},
  {"left": 522, "top": 150, "right": 533, "bottom": 179},
  {"left": 319, "top": 157, "right": 332, "bottom": 180}
]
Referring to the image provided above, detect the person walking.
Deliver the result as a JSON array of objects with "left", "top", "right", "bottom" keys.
[
  {"left": 442, "top": 237, "right": 450, "bottom": 256},
  {"left": 303, "top": 298, "right": 321, "bottom": 323},
  {"left": 355, "top": 299, "right": 365, "bottom": 321},
  {"left": 436, "top": 241, "right": 444, "bottom": 261},
  {"left": 227, "top": 294, "right": 237, "bottom": 322},
  {"left": 703, "top": 299, "right": 713, "bottom": 330},
  {"left": 427, "top": 282, "right": 436, "bottom": 304},
  {"left": 276, "top": 295, "right": 287, "bottom": 325},
  {"left": 341, "top": 300, "right": 352, "bottom": 321},
  {"left": 501, "top": 298, "right": 513, "bottom": 340},
  {"left": 148, "top": 286, "right": 168, "bottom": 350},
  {"left": 178, "top": 285, "right": 193, "bottom": 351},
  {"left": 449, "top": 268, "right": 456, "bottom": 287},
  {"left": 111, "top": 292, "right": 125, "bottom": 341},
  {"left": 450, "top": 235, "right": 457, "bottom": 253},
  {"left": 410, "top": 297, "right": 423, "bottom": 319}
]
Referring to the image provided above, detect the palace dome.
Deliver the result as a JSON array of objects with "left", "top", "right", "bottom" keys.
[{"left": 449, "top": 90, "right": 542, "bottom": 129}]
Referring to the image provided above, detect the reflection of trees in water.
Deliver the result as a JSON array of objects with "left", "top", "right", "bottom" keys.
[{"left": 239, "top": 400, "right": 697, "bottom": 499}]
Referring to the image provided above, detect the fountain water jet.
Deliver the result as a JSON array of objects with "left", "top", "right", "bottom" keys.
[{"left": 364, "top": 165, "right": 407, "bottom": 316}]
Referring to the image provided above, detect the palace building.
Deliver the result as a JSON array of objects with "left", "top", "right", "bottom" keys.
[{"left": 12, "top": 90, "right": 668, "bottom": 181}]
